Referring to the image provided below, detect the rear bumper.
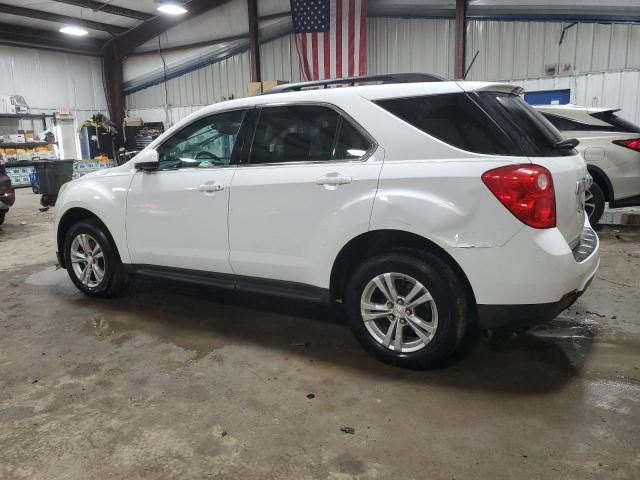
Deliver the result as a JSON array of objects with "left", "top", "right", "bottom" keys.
[
  {"left": 0, "top": 192, "right": 14, "bottom": 210},
  {"left": 448, "top": 221, "right": 600, "bottom": 327},
  {"left": 477, "top": 274, "right": 593, "bottom": 329}
]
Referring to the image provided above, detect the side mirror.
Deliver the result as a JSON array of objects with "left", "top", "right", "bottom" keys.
[{"left": 132, "top": 149, "right": 159, "bottom": 170}]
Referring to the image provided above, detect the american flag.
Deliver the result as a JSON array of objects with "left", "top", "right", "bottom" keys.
[{"left": 291, "top": 0, "right": 368, "bottom": 81}]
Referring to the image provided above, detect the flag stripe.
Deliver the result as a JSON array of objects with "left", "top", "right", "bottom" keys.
[
  {"left": 299, "top": 34, "right": 312, "bottom": 81},
  {"left": 348, "top": 0, "right": 355, "bottom": 77},
  {"left": 359, "top": 0, "right": 367, "bottom": 75},
  {"left": 323, "top": 31, "right": 331, "bottom": 79},
  {"left": 335, "top": 0, "right": 342, "bottom": 78},
  {"left": 312, "top": 34, "right": 319, "bottom": 80}
]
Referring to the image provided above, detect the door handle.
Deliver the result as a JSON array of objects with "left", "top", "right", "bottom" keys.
[
  {"left": 197, "top": 182, "right": 224, "bottom": 192},
  {"left": 316, "top": 174, "right": 352, "bottom": 186}
]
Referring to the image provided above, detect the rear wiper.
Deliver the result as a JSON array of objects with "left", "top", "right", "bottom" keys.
[{"left": 554, "top": 138, "right": 579, "bottom": 149}]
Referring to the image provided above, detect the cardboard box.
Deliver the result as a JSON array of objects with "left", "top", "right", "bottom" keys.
[
  {"left": 18, "top": 130, "right": 35, "bottom": 142},
  {"left": 246, "top": 80, "right": 288, "bottom": 97}
]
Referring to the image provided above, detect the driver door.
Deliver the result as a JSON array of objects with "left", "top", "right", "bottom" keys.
[{"left": 126, "top": 109, "right": 246, "bottom": 273}]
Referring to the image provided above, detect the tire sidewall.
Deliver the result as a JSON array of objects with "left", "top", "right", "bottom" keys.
[
  {"left": 63, "top": 221, "right": 119, "bottom": 296},
  {"left": 587, "top": 183, "right": 605, "bottom": 225},
  {"left": 345, "top": 252, "right": 465, "bottom": 368}
]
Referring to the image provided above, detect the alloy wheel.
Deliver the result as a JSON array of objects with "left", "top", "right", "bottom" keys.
[
  {"left": 70, "top": 233, "right": 105, "bottom": 288},
  {"left": 360, "top": 272, "right": 438, "bottom": 353},
  {"left": 584, "top": 189, "right": 595, "bottom": 219}
]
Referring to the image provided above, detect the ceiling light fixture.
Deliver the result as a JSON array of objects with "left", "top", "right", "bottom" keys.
[
  {"left": 157, "top": 3, "right": 188, "bottom": 15},
  {"left": 59, "top": 26, "right": 89, "bottom": 36}
]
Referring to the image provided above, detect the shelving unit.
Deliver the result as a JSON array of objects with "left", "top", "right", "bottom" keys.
[
  {"left": 0, "top": 141, "right": 58, "bottom": 149},
  {"left": 0, "top": 113, "right": 56, "bottom": 132},
  {"left": 0, "top": 112, "right": 58, "bottom": 187}
]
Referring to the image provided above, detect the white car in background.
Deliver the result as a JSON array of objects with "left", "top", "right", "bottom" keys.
[
  {"left": 535, "top": 105, "right": 640, "bottom": 223},
  {"left": 53, "top": 75, "right": 599, "bottom": 369}
]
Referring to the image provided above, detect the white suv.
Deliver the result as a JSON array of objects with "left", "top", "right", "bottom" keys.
[
  {"left": 535, "top": 104, "right": 640, "bottom": 223},
  {"left": 55, "top": 75, "right": 599, "bottom": 369}
]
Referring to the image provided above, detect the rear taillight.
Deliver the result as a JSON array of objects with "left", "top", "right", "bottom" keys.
[
  {"left": 3, "top": 187, "right": 14, "bottom": 196},
  {"left": 613, "top": 138, "right": 640, "bottom": 152},
  {"left": 482, "top": 164, "right": 556, "bottom": 229}
]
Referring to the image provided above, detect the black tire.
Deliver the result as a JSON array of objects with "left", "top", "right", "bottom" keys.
[
  {"left": 0, "top": 211, "right": 5, "bottom": 225},
  {"left": 585, "top": 182, "right": 605, "bottom": 225},
  {"left": 344, "top": 250, "right": 469, "bottom": 369},
  {"left": 63, "top": 219, "right": 128, "bottom": 297}
]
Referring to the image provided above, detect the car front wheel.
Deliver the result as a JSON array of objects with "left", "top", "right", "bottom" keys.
[
  {"left": 63, "top": 219, "right": 128, "bottom": 297},
  {"left": 344, "top": 251, "right": 468, "bottom": 369}
]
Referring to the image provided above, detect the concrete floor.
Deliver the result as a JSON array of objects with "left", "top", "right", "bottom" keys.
[{"left": 1, "top": 188, "right": 639, "bottom": 480}]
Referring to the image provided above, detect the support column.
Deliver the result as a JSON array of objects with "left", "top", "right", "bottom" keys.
[
  {"left": 247, "top": 0, "right": 261, "bottom": 82},
  {"left": 102, "top": 41, "right": 125, "bottom": 129},
  {"left": 454, "top": 0, "right": 467, "bottom": 79}
]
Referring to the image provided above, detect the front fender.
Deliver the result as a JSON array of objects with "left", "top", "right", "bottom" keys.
[{"left": 55, "top": 175, "right": 133, "bottom": 263}]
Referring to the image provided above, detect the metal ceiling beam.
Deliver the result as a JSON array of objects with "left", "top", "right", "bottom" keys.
[
  {"left": 0, "top": 3, "right": 128, "bottom": 35},
  {"left": 128, "top": 33, "right": 249, "bottom": 57},
  {"left": 108, "top": 0, "right": 233, "bottom": 58},
  {"left": 454, "top": 0, "right": 467, "bottom": 79},
  {"left": 50, "top": 0, "right": 153, "bottom": 21},
  {"left": 0, "top": 22, "right": 104, "bottom": 55}
]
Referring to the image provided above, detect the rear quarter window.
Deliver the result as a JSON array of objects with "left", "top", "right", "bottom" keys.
[
  {"left": 375, "top": 93, "right": 516, "bottom": 155},
  {"left": 376, "top": 92, "right": 576, "bottom": 157}
]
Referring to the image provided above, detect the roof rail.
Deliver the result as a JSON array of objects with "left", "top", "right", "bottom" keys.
[{"left": 262, "top": 73, "right": 445, "bottom": 95}]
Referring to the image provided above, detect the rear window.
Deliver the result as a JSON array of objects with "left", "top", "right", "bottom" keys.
[
  {"left": 376, "top": 92, "right": 575, "bottom": 157},
  {"left": 589, "top": 110, "right": 640, "bottom": 133}
]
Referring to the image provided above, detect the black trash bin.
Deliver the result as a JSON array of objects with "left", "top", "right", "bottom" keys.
[{"left": 33, "top": 159, "right": 74, "bottom": 207}]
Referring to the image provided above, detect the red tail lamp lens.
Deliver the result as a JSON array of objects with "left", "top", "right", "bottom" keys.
[{"left": 482, "top": 164, "right": 556, "bottom": 229}]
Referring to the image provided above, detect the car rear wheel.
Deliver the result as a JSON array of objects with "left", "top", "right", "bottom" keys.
[
  {"left": 344, "top": 251, "right": 468, "bottom": 369},
  {"left": 585, "top": 183, "right": 605, "bottom": 225},
  {"left": 63, "top": 219, "right": 128, "bottom": 297},
  {"left": 0, "top": 211, "right": 5, "bottom": 225}
]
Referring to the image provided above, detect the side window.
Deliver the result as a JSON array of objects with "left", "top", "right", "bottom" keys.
[
  {"left": 250, "top": 106, "right": 340, "bottom": 164},
  {"left": 376, "top": 93, "right": 517, "bottom": 156},
  {"left": 334, "top": 119, "right": 372, "bottom": 159},
  {"left": 540, "top": 113, "right": 587, "bottom": 131},
  {"left": 156, "top": 110, "right": 245, "bottom": 170},
  {"left": 542, "top": 111, "right": 640, "bottom": 133}
]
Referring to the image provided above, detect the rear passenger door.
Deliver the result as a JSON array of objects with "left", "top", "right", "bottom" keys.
[{"left": 228, "top": 104, "right": 382, "bottom": 288}]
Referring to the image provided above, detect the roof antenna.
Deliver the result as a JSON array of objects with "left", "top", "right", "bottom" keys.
[{"left": 463, "top": 50, "right": 480, "bottom": 80}]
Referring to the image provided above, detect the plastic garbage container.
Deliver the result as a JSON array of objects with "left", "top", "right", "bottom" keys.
[{"left": 33, "top": 160, "right": 74, "bottom": 207}]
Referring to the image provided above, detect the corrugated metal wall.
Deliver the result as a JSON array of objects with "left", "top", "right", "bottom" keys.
[
  {"left": 126, "top": 51, "right": 250, "bottom": 109},
  {"left": 125, "top": 18, "right": 640, "bottom": 126},
  {"left": 126, "top": 36, "right": 301, "bottom": 123},
  {"left": 367, "top": 17, "right": 455, "bottom": 79},
  {"left": 511, "top": 70, "right": 640, "bottom": 124},
  {"left": 465, "top": 20, "right": 640, "bottom": 81},
  {"left": 259, "top": 35, "right": 302, "bottom": 83},
  {"left": 0, "top": 44, "right": 106, "bottom": 114}
]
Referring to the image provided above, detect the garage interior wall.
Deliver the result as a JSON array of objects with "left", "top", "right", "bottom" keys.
[
  {"left": 0, "top": 45, "right": 107, "bottom": 117},
  {"left": 125, "top": 17, "right": 640, "bottom": 126}
]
